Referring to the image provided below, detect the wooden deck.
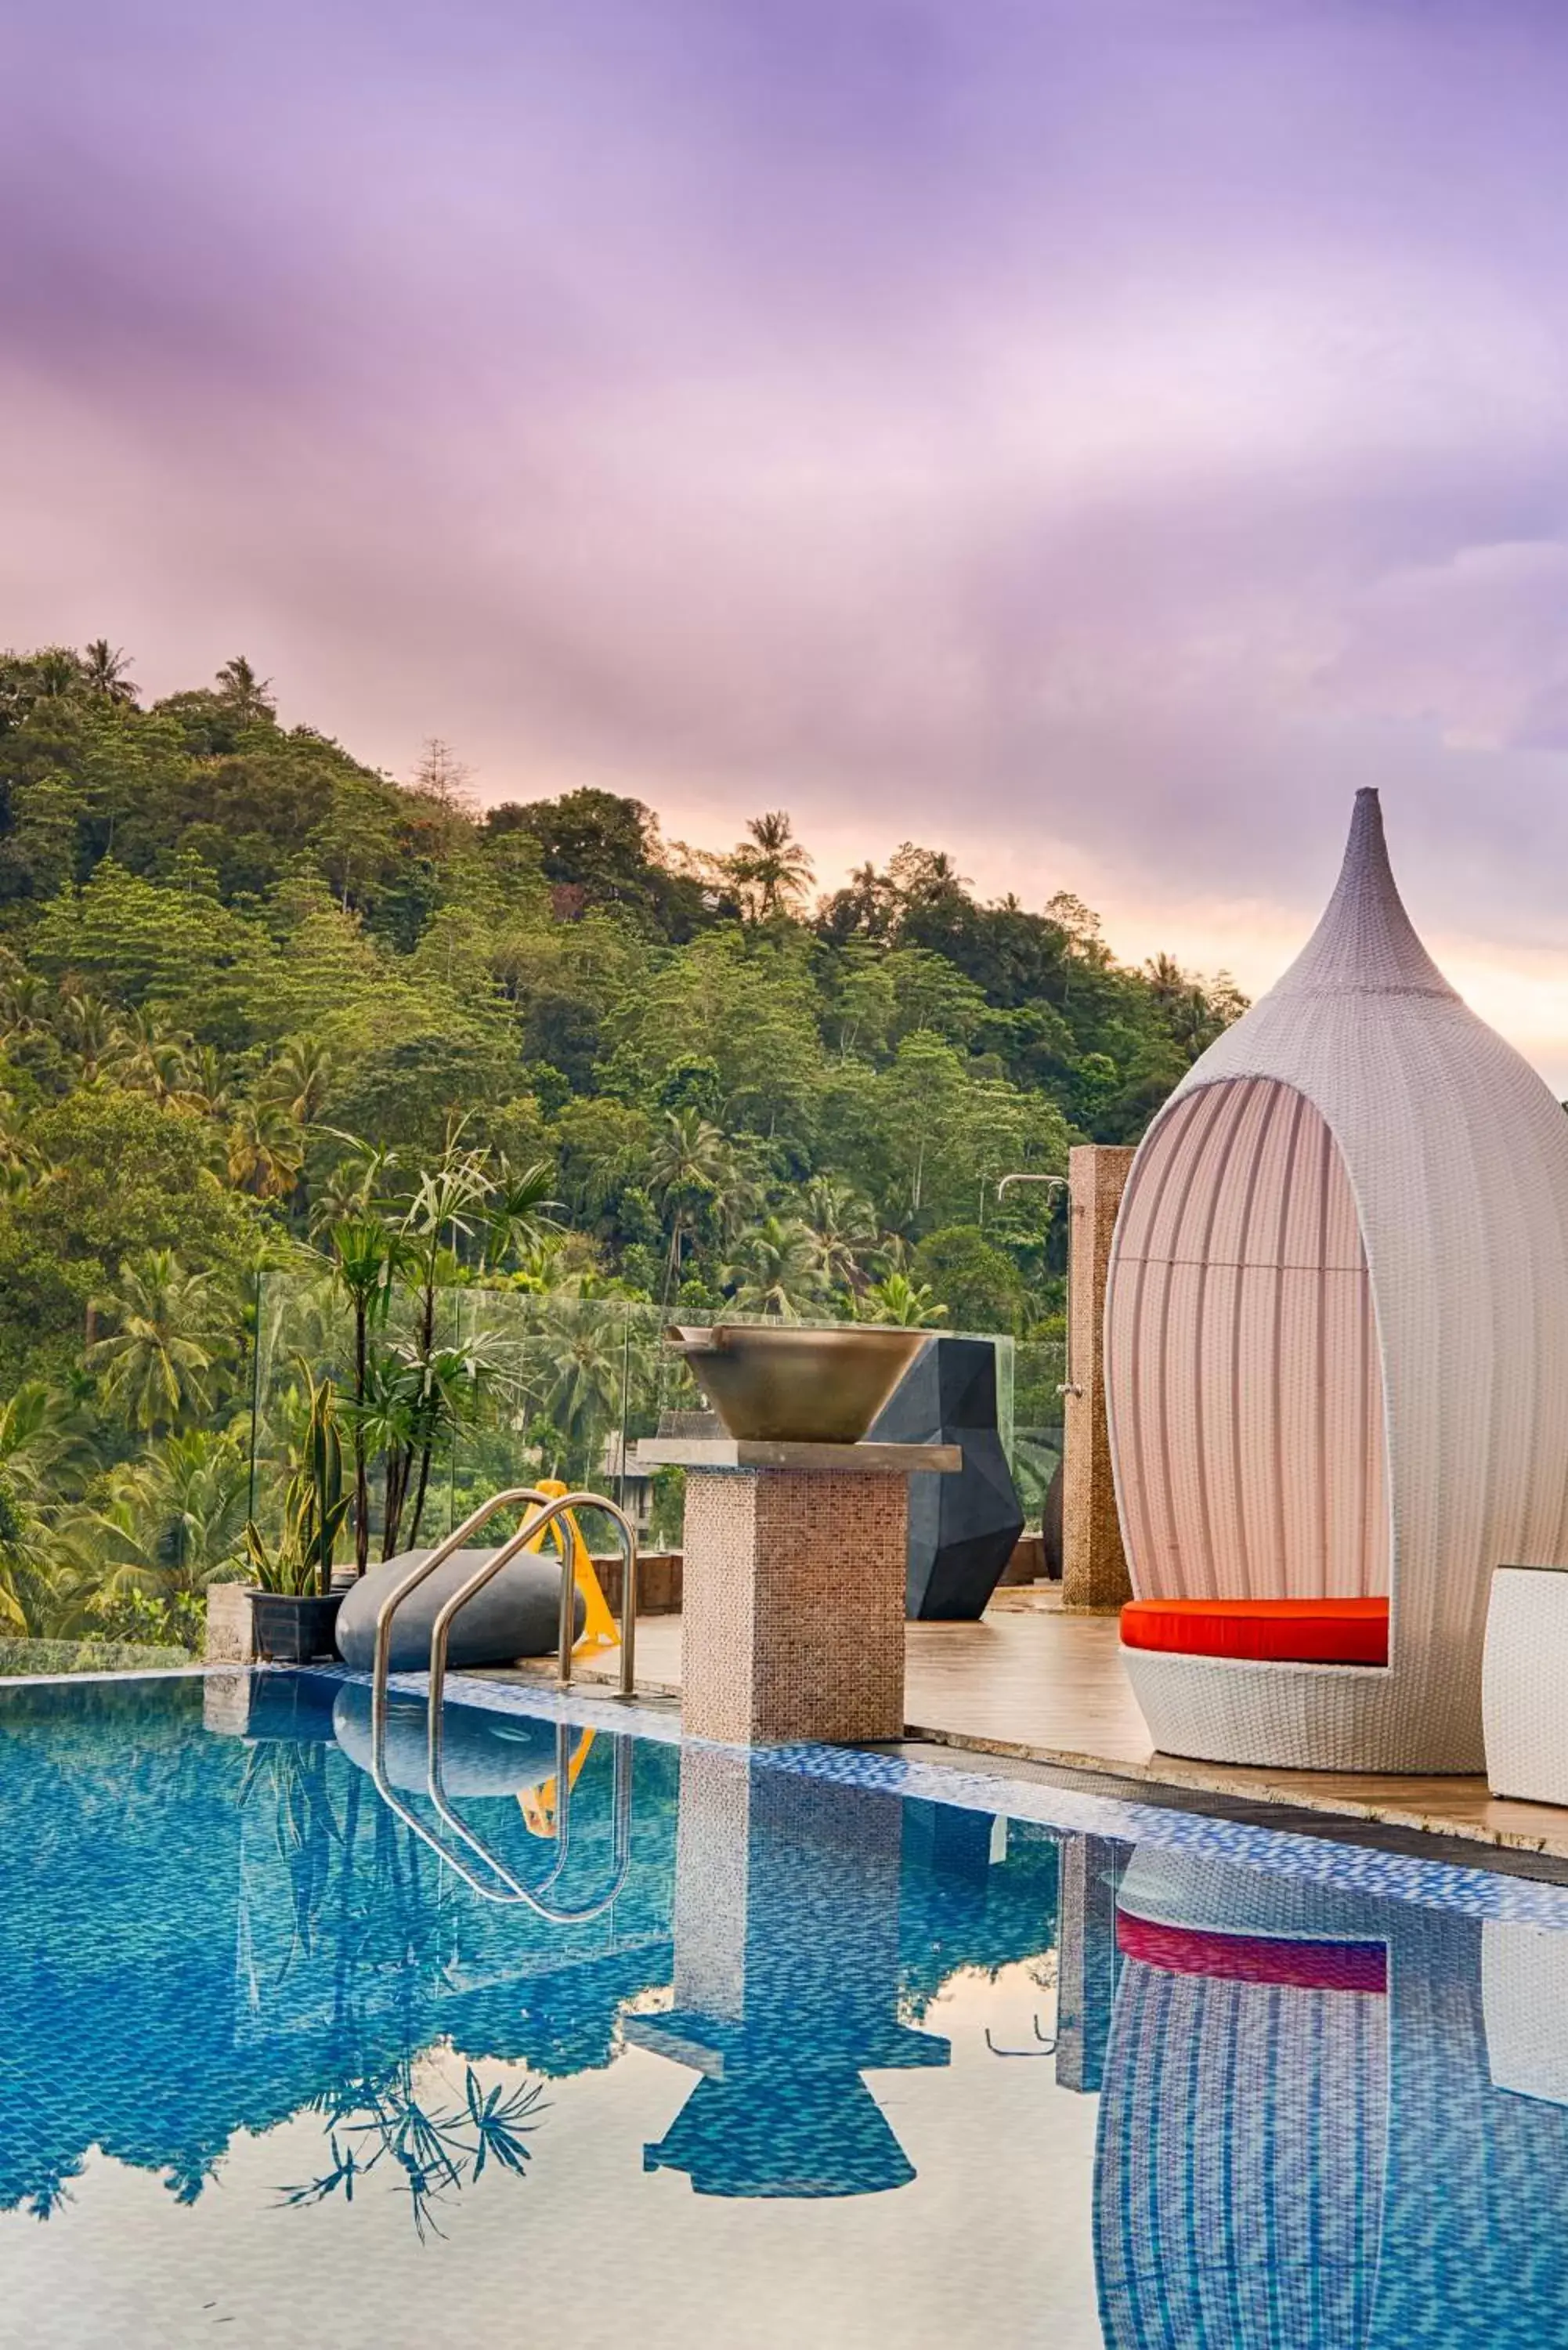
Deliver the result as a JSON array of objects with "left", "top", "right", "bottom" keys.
[{"left": 546, "top": 1589, "right": 1568, "bottom": 1866}]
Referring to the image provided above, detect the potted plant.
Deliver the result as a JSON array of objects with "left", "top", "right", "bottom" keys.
[{"left": 243, "top": 1364, "right": 353, "bottom": 1662}]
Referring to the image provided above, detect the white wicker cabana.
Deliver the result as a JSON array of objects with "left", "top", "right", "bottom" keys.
[{"left": 1105, "top": 790, "right": 1568, "bottom": 1771}]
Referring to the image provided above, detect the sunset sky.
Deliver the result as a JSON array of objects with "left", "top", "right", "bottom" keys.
[{"left": 7, "top": 2, "right": 1568, "bottom": 1069}]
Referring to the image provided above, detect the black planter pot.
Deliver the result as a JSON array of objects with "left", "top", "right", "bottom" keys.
[{"left": 247, "top": 1589, "right": 345, "bottom": 1664}]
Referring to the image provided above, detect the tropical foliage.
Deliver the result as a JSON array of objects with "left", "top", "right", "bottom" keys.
[{"left": 0, "top": 642, "right": 1245, "bottom": 1643}]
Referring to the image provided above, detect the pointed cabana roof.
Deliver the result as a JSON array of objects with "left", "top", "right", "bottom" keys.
[{"left": 1106, "top": 790, "right": 1568, "bottom": 1771}]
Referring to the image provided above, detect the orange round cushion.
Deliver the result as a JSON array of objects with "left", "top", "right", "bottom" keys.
[{"left": 1120, "top": 1596, "right": 1389, "bottom": 1666}]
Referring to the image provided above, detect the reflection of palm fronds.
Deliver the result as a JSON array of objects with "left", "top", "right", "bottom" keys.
[
  {"left": 466, "top": 2070, "right": 547, "bottom": 2178},
  {"left": 277, "top": 2063, "right": 547, "bottom": 2242}
]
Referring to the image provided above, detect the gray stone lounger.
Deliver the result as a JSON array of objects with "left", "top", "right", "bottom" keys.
[{"left": 334, "top": 1546, "right": 585, "bottom": 1672}]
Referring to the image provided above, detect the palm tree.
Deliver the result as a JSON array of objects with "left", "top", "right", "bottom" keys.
[
  {"left": 728, "top": 811, "right": 815, "bottom": 920},
  {"left": 175, "top": 1043, "right": 232, "bottom": 1122},
  {"left": 0, "top": 971, "right": 48, "bottom": 1039},
  {"left": 0, "top": 1380, "right": 85, "bottom": 1637},
  {"left": 648, "top": 1108, "right": 735, "bottom": 1300},
  {"left": 1143, "top": 951, "right": 1189, "bottom": 1009},
  {"left": 262, "top": 1034, "right": 337, "bottom": 1126},
  {"left": 110, "top": 1007, "right": 191, "bottom": 1103},
  {"left": 215, "top": 654, "right": 275, "bottom": 719},
  {"left": 56, "top": 991, "right": 122, "bottom": 1082},
  {"left": 479, "top": 1156, "right": 557, "bottom": 1276},
  {"left": 354, "top": 1332, "right": 504, "bottom": 1555},
  {"left": 87, "top": 1252, "right": 224, "bottom": 1431},
  {"left": 529, "top": 1296, "right": 623, "bottom": 1484},
  {"left": 388, "top": 1143, "right": 497, "bottom": 1541},
  {"left": 858, "top": 1271, "right": 947, "bottom": 1328},
  {"left": 31, "top": 647, "right": 82, "bottom": 700},
  {"left": 63, "top": 1429, "right": 251, "bottom": 1607},
  {"left": 723, "top": 1216, "right": 824, "bottom": 1320},
  {"left": 309, "top": 1132, "right": 400, "bottom": 1232},
  {"left": 804, "top": 1177, "right": 877, "bottom": 1296},
  {"left": 228, "top": 1099, "right": 305, "bottom": 1201},
  {"left": 327, "top": 1217, "right": 399, "bottom": 1572},
  {"left": 81, "top": 639, "right": 138, "bottom": 703}
]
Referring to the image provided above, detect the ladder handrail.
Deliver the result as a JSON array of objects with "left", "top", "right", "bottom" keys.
[
  {"left": 363, "top": 1482, "right": 641, "bottom": 1919},
  {"left": 363, "top": 1723, "right": 634, "bottom": 1920},
  {"left": 370, "top": 1484, "right": 557, "bottom": 1744},
  {"left": 427, "top": 1489, "right": 640, "bottom": 1708}
]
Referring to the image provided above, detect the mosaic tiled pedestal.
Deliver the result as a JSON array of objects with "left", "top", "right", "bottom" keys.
[{"left": 635, "top": 1438, "right": 959, "bottom": 1744}]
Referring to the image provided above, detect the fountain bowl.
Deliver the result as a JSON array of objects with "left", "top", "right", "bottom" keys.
[{"left": 666, "top": 1323, "right": 927, "bottom": 1444}]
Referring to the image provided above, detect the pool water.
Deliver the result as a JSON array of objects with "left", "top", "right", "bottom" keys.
[{"left": 5, "top": 1671, "right": 1568, "bottom": 2348}]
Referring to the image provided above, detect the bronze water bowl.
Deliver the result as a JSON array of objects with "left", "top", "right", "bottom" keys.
[{"left": 666, "top": 1323, "right": 927, "bottom": 1444}]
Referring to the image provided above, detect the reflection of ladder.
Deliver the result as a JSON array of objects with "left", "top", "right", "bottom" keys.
[{"left": 366, "top": 1487, "right": 641, "bottom": 1917}]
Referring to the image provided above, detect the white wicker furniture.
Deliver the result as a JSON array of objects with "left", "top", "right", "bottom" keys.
[
  {"left": 1105, "top": 790, "right": 1568, "bottom": 1772},
  {"left": 1482, "top": 1565, "right": 1568, "bottom": 1804}
]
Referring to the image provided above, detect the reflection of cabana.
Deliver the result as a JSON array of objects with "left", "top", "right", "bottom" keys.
[
  {"left": 1106, "top": 790, "right": 1568, "bottom": 1770},
  {"left": 1097, "top": 1851, "right": 1388, "bottom": 2350},
  {"left": 1097, "top": 1849, "right": 1568, "bottom": 2349}
]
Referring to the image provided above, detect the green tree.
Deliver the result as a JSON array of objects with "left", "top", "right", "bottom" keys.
[
  {"left": 648, "top": 1107, "right": 735, "bottom": 1300},
  {"left": 858, "top": 1271, "right": 947, "bottom": 1328},
  {"left": 87, "top": 1252, "right": 227, "bottom": 1431},
  {"left": 81, "top": 641, "right": 138, "bottom": 703},
  {"left": 723, "top": 1216, "right": 823, "bottom": 1320},
  {"left": 910, "top": 1225, "right": 1023, "bottom": 1333},
  {"left": 727, "top": 810, "right": 815, "bottom": 921}
]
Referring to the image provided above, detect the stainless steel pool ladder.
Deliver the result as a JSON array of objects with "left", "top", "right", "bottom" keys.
[{"left": 367, "top": 1484, "right": 641, "bottom": 1915}]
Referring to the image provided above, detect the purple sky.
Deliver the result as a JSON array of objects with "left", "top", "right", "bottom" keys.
[{"left": 7, "top": 2, "right": 1568, "bottom": 1067}]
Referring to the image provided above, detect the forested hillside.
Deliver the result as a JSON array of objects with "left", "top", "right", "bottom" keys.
[{"left": 0, "top": 642, "right": 1243, "bottom": 1644}]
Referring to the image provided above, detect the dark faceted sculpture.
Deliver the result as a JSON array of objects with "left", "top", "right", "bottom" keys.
[{"left": 870, "top": 1336, "right": 1025, "bottom": 1619}]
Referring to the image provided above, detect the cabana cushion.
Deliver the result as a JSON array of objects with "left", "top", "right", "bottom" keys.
[{"left": 1120, "top": 1596, "right": 1389, "bottom": 1667}]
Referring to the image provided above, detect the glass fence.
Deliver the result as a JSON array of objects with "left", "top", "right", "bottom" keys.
[{"left": 247, "top": 1273, "right": 1064, "bottom": 1557}]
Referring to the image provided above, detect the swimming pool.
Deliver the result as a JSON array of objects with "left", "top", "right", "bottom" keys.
[{"left": 5, "top": 1669, "right": 1568, "bottom": 2348}]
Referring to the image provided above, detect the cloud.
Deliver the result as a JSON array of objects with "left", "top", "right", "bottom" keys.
[{"left": 5, "top": 0, "right": 1568, "bottom": 1063}]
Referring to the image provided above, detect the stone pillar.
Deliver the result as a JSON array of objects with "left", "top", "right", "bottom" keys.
[
  {"left": 681, "top": 1466, "right": 910, "bottom": 1743},
  {"left": 1062, "top": 1143, "right": 1135, "bottom": 1611},
  {"left": 636, "top": 1436, "right": 958, "bottom": 1744}
]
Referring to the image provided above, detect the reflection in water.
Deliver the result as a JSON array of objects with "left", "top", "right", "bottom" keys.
[
  {"left": 1093, "top": 1849, "right": 1568, "bottom": 2349},
  {"left": 0, "top": 1674, "right": 1061, "bottom": 2238},
  {"left": 276, "top": 2057, "right": 547, "bottom": 2242},
  {"left": 9, "top": 1668, "right": 1568, "bottom": 2348},
  {"left": 626, "top": 1748, "right": 950, "bottom": 2196}
]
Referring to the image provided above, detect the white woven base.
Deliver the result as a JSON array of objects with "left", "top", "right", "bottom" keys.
[
  {"left": 1122, "top": 1644, "right": 1486, "bottom": 1774},
  {"left": 1482, "top": 1566, "right": 1568, "bottom": 1802},
  {"left": 1118, "top": 1848, "right": 1387, "bottom": 1944}
]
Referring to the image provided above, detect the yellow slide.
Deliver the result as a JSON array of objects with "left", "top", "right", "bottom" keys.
[{"left": 527, "top": 1476, "right": 620, "bottom": 1654}]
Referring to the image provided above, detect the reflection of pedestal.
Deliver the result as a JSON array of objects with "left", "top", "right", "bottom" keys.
[
  {"left": 1055, "top": 1833, "right": 1125, "bottom": 2094},
  {"left": 625, "top": 1745, "right": 948, "bottom": 2196},
  {"left": 635, "top": 1437, "right": 959, "bottom": 1744}
]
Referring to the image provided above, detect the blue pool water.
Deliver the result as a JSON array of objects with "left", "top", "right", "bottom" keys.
[{"left": 6, "top": 1671, "right": 1568, "bottom": 2348}]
